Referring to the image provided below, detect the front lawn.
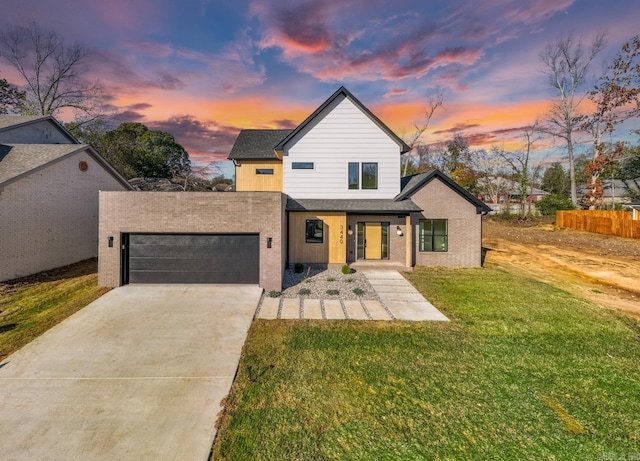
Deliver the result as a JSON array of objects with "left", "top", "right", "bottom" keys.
[
  {"left": 0, "top": 259, "right": 110, "bottom": 361},
  {"left": 212, "top": 265, "right": 640, "bottom": 460}
]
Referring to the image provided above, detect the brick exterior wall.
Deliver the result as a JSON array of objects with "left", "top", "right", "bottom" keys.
[
  {"left": 409, "top": 178, "right": 483, "bottom": 267},
  {"left": 345, "top": 214, "right": 407, "bottom": 264},
  {"left": 0, "top": 150, "right": 128, "bottom": 281},
  {"left": 98, "top": 191, "right": 285, "bottom": 291}
]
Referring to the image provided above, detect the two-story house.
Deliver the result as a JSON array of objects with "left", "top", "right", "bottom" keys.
[
  {"left": 229, "top": 86, "right": 490, "bottom": 271},
  {"left": 98, "top": 87, "right": 489, "bottom": 291}
]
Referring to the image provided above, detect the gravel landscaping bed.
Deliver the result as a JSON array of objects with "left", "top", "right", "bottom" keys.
[{"left": 280, "top": 267, "right": 379, "bottom": 300}]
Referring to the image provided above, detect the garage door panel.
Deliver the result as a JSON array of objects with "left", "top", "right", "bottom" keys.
[
  {"left": 127, "top": 234, "right": 259, "bottom": 284},
  {"left": 129, "top": 257, "right": 219, "bottom": 272}
]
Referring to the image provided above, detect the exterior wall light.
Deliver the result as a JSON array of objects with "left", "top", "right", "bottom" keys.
[
  {"left": 267, "top": 237, "right": 272, "bottom": 248},
  {"left": 108, "top": 236, "right": 114, "bottom": 247},
  {"left": 396, "top": 226, "right": 403, "bottom": 236},
  {"left": 347, "top": 225, "right": 354, "bottom": 235}
]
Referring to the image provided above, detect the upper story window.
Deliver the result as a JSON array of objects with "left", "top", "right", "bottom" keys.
[
  {"left": 348, "top": 162, "right": 378, "bottom": 190},
  {"left": 419, "top": 219, "right": 448, "bottom": 252},
  {"left": 292, "top": 162, "right": 314, "bottom": 169},
  {"left": 348, "top": 162, "right": 359, "bottom": 189},
  {"left": 256, "top": 168, "right": 274, "bottom": 175},
  {"left": 362, "top": 163, "right": 378, "bottom": 189}
]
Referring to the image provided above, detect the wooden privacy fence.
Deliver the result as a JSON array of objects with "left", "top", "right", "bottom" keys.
[{"left": 556, "top": 210, "right": 640, "bottom": 239}]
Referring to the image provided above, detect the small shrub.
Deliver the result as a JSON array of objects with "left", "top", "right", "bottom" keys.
[
  {"left": 303, "top": 278, "right": 313, "bottom": 283},
  {"left": 352, "top": 288, "right": 364, "bottom": 296},
  {"left": 326, "top": 277, "right": 336, "bottom": 282},
  {"left": 268, "top": 290, "right": 281, "bottom": 298},
  {"left": 298, "top": 288, "right": 311, "bottom": 296},
  {"left": 344, "top": 278, "right": 353, "bottom": 283},
  {"left": 534, "top": 194, "right": 575, "bottom": 216},
  {"left": 341, "top": 264, "right": 351, "bottom": 275},
  {"left": 294, "top": 263, "right": 304, "bottom": 273},
  {"left": 326, "top": 289, "right": 339, "bottom": 296}
]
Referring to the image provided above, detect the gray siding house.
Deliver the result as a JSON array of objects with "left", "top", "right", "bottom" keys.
[{"left": 0, "top": 116, "right": 132, "bottom": 281}]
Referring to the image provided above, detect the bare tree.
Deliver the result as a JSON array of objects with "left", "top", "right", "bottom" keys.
[
  {"left": 475, "top": 148, "right": 511, "bottom": 204},
  {"left": 0, "top": 22, "right": 102, "bottom": 120},
  {"left": 401, "top": 90, "right": 444, "bottom": 177},
  {"left": 540, "top": 32, "right": 606, "bottom": 205},
  {"left": 496, "top": 123, "right": 541, "bottom": 216}
]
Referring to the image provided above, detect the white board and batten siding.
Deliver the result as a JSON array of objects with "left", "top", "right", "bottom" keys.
[{"left": 282, "top": 95, "right": 401, "bottom": 199}]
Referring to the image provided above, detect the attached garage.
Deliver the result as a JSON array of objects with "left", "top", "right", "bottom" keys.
[
  {"left": 122, "top": 233, "right": 259, "bottom": 285},
  {"left": 99, "top": 191, "right": 285, "bottom": 291}
]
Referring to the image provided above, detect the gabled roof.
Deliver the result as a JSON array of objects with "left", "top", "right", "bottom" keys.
[
  {"left": 228, "top": 129, "right": 293, "bottom": 160},
  {"left": 0, "top": 143, "right": 132, "bottom": 189},
  {"left": 0, "top": 115, "right": 79, "bottom": 143},
  {"left": 397, "top": 170, "right": 492, "bottom": 214},
  {"left": 287, "top": 197, "right": 421, "bottom": 213},
  {"left": 274, "top": 86, "right": 411, "bottom": 153}
]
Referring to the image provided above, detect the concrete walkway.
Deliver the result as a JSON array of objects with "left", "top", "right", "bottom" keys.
[
  {"left": 256, "top": 270, "right": 448, "bottom": 322},
  {"left": 0, "top": 284, "right": 261, "bottom": 461}
]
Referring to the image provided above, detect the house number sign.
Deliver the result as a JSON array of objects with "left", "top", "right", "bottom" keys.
[{"left": 339, "top": 224, "right": 344, "bottom": 244}]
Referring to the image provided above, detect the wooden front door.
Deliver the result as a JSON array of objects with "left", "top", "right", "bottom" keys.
[
  {"left": 365, "top": 223, "right": 382, "bottom": 259},
  {"left": 357, "top": 222, "right": 389, "bottom": 260}
]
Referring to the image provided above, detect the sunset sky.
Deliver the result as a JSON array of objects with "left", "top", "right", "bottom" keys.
[{"left": 1, "top": 0, "right": 639, "bottom": 178}]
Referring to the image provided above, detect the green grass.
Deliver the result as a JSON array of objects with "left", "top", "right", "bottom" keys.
[
  {"left": 0, "top": 259, "right": 110, "bottom": 361},
  {"left": 212, "top": 265, "right": 640, "bottom": 460}
]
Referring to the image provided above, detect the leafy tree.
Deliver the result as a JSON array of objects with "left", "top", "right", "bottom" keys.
[
  {"left": 442, "top": 134, "right": 478, "bottom": 192},
  {"left": 534, "top": 194, "right": 576, "bottom": 215},
  {"left": 0, "top": 78, "right": 25, "bottom": 114},
  {"left": 582, "top": 35, "right": 640, "bottom": 208},
  {"left": 0, "top": 22, "right": 102, "bottom": 120},
  {"left": 541, "top": 162, "right": 570, "bottom": 195},
  {"left": 620, "top": 146, "right": 640, "bottom": 179},
  {"left": 73, "top": 122, "right": 191, "bottom": 180},
  {"left": 540, "top": 33, "right": 606, "bottom": 205}
]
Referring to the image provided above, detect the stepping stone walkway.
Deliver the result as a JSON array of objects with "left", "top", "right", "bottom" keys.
[{"left": 255, "top": 270, "right": 448, "bottom": 322}]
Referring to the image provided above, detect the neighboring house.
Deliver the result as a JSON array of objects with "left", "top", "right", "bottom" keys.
[
  {"left": 98, "top": 87, "right": 490, "bottom": 291},
  {"left": 477, "top": 176, "right": 550, "bottom": 214},
  {"left": 0, "top": 115, "right": 133, "bottom": 282},
  {"left": 578, "top": 178, "right": 640, "bottom": 206}
]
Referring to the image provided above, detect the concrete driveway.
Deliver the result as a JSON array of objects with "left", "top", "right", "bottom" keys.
[{"left": 0, "top": 284, "right": 261, "bottom": 461}]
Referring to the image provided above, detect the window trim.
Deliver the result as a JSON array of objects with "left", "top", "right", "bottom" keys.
[
  {"left": 292, "top": 162, "right": 314, "bottom": 170},
  {"left": 305, "top": 219, "right": 324, "bottom": 244},
  {"left": 419, "top": 219, "right": 448, "bottom": 252},
  {"left": 361, "top": 162, "right": 378, "bottom": 190},
  {"left": 256, "top": 168, "right": 274, "bottom": 175}
]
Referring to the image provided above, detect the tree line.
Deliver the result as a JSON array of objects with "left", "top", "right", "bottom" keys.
[
  {"left": 401, "top": 33, "right": 640, "bottom": 213},
  {"left": 1, "top": 23, "right": 638, "bottom": 202}
]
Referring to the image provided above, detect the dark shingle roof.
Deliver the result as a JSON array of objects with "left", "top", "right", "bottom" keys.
[
  {"left": 286, "top": 198, "right": 421, "bottom": 213},
  {"left": 397, "top": 170, "right": 492, "bottom": 214},
  {"left": 228, "top": 129, "right": 292, "bottom": 160}
]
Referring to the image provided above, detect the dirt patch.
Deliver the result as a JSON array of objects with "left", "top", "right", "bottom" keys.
[{"left": 483, "top": 218, "right": 640, "bottom": 319}]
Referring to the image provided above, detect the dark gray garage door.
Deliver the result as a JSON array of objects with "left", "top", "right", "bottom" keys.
[{"left": 125, "top": 234, "right": 259, "bottom": 284}]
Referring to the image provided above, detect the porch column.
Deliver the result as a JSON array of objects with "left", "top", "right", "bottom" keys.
[{"left": 405, "top": 215, "right": 412, "bottom": 267}]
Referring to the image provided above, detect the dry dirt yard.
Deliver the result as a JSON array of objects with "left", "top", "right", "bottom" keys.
[{"left": 483, "top": 217, "right": 640, "bottom": 319}]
